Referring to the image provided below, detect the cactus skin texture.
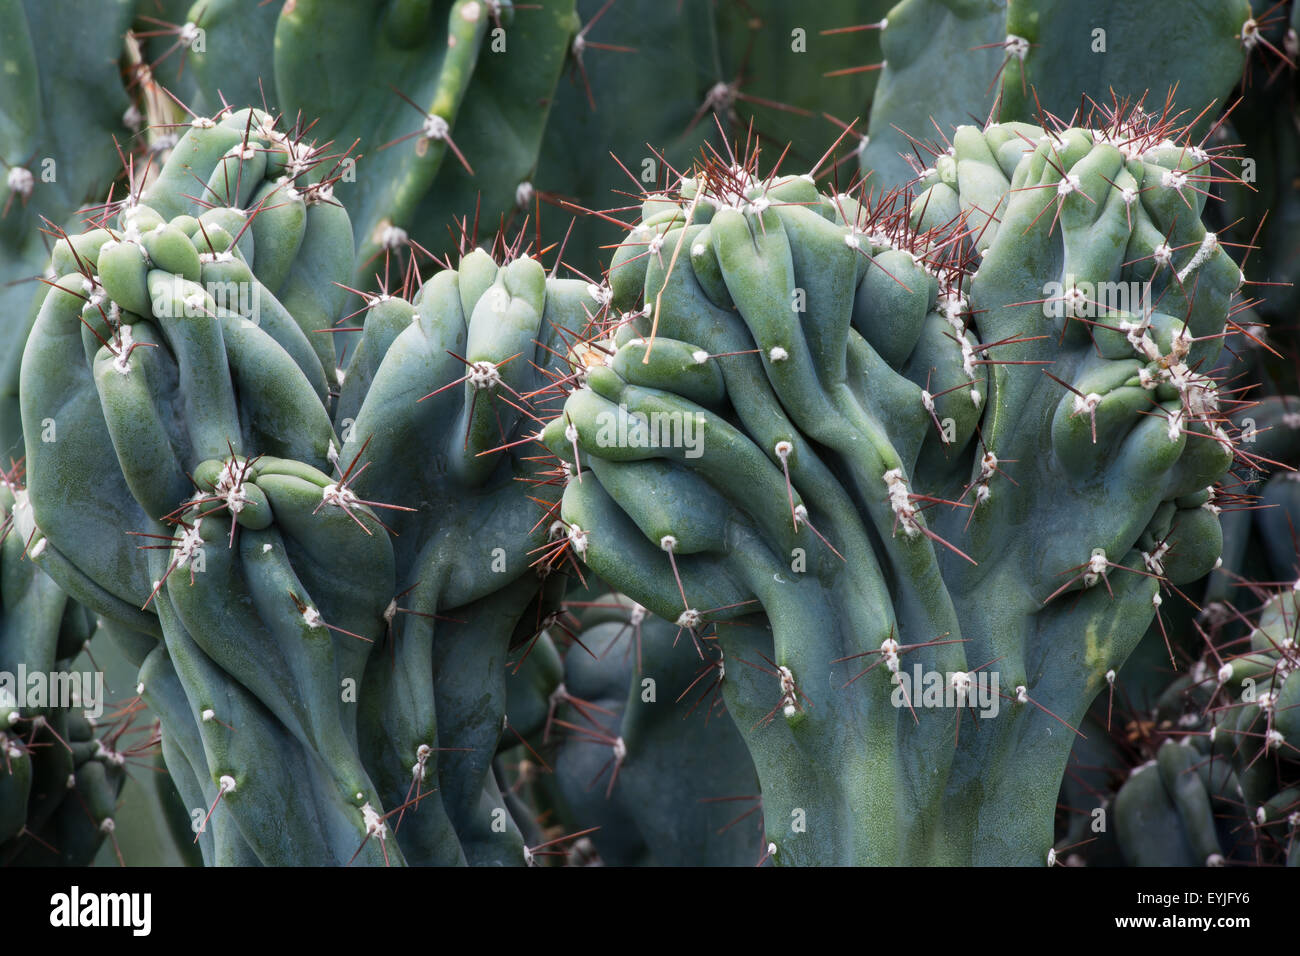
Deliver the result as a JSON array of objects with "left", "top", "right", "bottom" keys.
[
  {"left": 1113, "top": 590, "right": 1300, "bottom": 867},
  {"left": 540, "top": 594, "right": 762, "bottom": 865},
  {"left": 16, "top": 109, "right": 589, "bottom": 865},
  {"left": 861, "top": 0, "right": 1253, "bottom": 187},
  {"left": 0, "top": 0, "right": 137, "bottom": 461},
  {"left": 1, "top": 468, "right": 126, "bottom": 866},
  {"left": 541, "top": 108, "right": 1242, "bottom": 865}
]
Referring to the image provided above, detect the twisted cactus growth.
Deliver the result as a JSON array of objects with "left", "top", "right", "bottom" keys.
[
  {"left": 1, "top": 466, "right": 128, "bottom": 866},
  {"left": 16, "top": 109, "right": 589, "bottom": 864},
  {"left": 541, "top": 106, "right": 1244, "bottom": 864},
  {"left": 19, "top": 107, "right": 351, "bottom": 635},
  {"left": 1114, "top": 590, "right": 1300, "bottom": 866},
  {"left": 860, "top": 0, "right": 1253, "bottom": 187},
  {"left": 541, "top": 594, "right": 762, "bottom": 865}
]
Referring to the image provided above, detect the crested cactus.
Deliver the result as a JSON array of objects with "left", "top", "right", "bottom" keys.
[
  {"left": 19, "top": 106, "right": 352, "bottom": 635},
  {"left": 1053, "top": 386, "right": 1300, "bottom": 865},
  {"left": 2, "top": 0, "right": 1297, "bottom": 873},
  {"left": 541, "top": 105, "right": 1244, "bottom": 865},
  {"left": 15, "top": 107, "right": 590, "bottom": 864}
]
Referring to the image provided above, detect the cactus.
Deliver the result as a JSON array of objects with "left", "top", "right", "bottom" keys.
[
  {"left": 137, "top": 0, "right": 892, "bottom": 286},
  {"left": 275, "top": 0, "right": 578, "bottom": 288},
  {"left": 0, "top": 0, "right": 139, "bottom": 460},
  {"left": 1099, "top": 398, "right": 1300, "bottom": 868},
  {"left": 132, "top": 0, "right": 579, "bottom": 290},
  {"left": 18, "top": 107, "right": 352, "bottom": 632},
  {"left": 1, "top": 0, "right": 1295, "bottom": 872},
  {"left": 1112, "top": 589, "right": 1300, "bottom": 866},
  {"left": 133, "top": 0, "right": 282, "bottom": 118},
  {"left": 15, "top": 107, "right": 591, "bottom": 864},
  {"left": 0, "top": 1, "right": 156, "bottom": 851},
  {"left": 537, "top": 593, "right": 763, "bottom": 865},
  {"left": 1053, "top": 384, "right": 1300, "bottom": 864},
  {"left": 1, "top": 465, "right": 130, "bottom": 866},
  {"left": 861, "top": 0, "right": 1254, "bottom": 187},
  {"left": 536, "top": 0, "right": 892, "bottom": 279},
  {"left": 541, "top": 104, "right": 1243, "bottom": 864},
  {"left": 1205, "top": 396, "right": 1300, "bottom": 608},
  {"left": 1204, "top": 0, "right": 1300, "bottom": 354}
]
